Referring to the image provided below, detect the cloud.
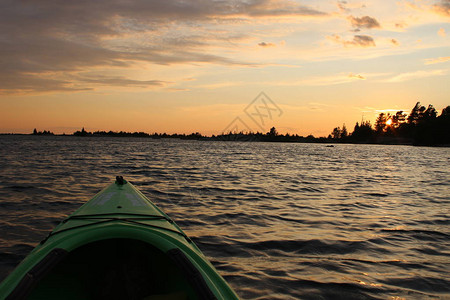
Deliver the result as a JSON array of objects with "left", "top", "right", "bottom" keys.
[
  {"left": 433, "top": 0, "right": 450, "bottom": 17},
  {"left": 406, "top": 0, "right": 450, "bottom": 17},
  {"left": 308, "top": 102, "right": 334, "bottom": 108},
  {"left": 0, "top": 73, "right": 92, "bottom": 94},
  {"left": 336, "top": 1, "right": 366, "bottom": 13},
  {"left": 438, "top": 28, "right": 446, "bottom": 36},
  {"left": 395, "top": 22, "right": 407, "bottom": 29},
  {"left": 0, "top": 0, "right": 327, "bottom": 93},
  {"left": 194, "top": 81, "right": 246, "bottom": 89},
  {"left": 424, "top": 56, "right": 450, "bottom": 65},
  {"left": 337, "top": 1, "right": 348, "bottom": 13},
  {"left": 374, "top": 108, "right": 409, "bottom": 114},
  {"left": 328, "top": 34, "right": 376, "bottom": 47},
  {"left": 349, "top": 35, "right": 376, "bottom": 47},
  {"left": 77, "top": 76, "right": 170, "bottom": 87},
  {"left": 300, "top": 73, "right": 368, "bottom": 86},
  {"left": 348, "top": 16, "right": 381, "bottom": 29},
  {"left": 0, "top": 34, "right": 256, "bottom": 94},
  {"left": 238, "top": 0, "right": 327, "bottom": 17},
  {"left": 166, "top": 88, "right": 191, "bottom": 92},
  {"left": 390, "top": 39, "right": 400, "bottom": 46},
  {"left": 348, "top": 73, "right": 366, "bottom": 80},
  {"left": 384, "top": 69, "right": 447, "bottom": 82},
  {"left": 258, "top": 42, "right": 276, "bottom": 47},
  {"left": 353, "top": 106, "right": 411, "bottom": 115}
]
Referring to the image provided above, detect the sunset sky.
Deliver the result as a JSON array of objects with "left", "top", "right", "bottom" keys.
[{"left": 1, "top": 0, "right": 449, "bottom": 136}]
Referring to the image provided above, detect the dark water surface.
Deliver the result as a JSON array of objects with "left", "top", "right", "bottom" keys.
[{"left": 0, "top": 136, "right": 449, "bottom": 299}]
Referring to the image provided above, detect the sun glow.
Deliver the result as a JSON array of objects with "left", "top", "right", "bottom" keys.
[{"left": 386, "top": 119, "right": 392, "bottom": 126}]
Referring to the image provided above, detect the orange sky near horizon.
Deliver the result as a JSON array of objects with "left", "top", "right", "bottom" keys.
[{"left": 1, "top": 0, "right": 449, "bottom": 137}]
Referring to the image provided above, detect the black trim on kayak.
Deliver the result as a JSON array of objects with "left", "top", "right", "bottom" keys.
[
  {"left": 167, "top": 248, "right": 218, "bottom": 300},
  {"left": 6, "top": 248, "right": 68, "bottom": 300},
  {"left": 40, "top": 217, "right": 191, "bottom": 245},
  {"left": 62, "top": 213, "right": 174, "bottom": 223}
]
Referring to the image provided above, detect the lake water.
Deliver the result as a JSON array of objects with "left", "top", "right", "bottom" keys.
[{"left": 0, "top": 135, "right": 449, "bottom": 299}]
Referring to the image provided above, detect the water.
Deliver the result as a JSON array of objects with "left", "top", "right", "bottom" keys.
[{"left": 0, "top": 135, "right": 449, "bottom": 299}]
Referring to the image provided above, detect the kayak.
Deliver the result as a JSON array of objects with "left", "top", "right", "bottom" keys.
[{"left": 0, "top": 177, "right": 239, "bottom": 300}]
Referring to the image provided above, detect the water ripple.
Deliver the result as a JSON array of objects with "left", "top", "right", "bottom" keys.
[{"left": 0, "top": 136, "right": 449, "bottom": 299}]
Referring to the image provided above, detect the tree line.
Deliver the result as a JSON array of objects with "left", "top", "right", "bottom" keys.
[
  {"left": 72, "top": 127, "right": 203, "bottom": 140},
  {"left": 329, "top": 102, "right": 450, "bottom": 146},
  {"left": 32, "top": 128, "right": 55, "bottom": 136},
  {"left": 30, "top": 102, "right": 449, "bottom": 146}
]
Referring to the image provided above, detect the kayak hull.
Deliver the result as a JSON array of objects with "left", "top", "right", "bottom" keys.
[{"left": 0, "top": 178, "right": 238, "bottom": 300}]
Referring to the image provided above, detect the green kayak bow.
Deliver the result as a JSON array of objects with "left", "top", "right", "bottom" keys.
[{"left": 0, "top": 177, "right": 239, "bottom": 300}]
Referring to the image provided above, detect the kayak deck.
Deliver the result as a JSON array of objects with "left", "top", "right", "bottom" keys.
[{"left": 0, "top": 178, "right": 238, "bottom": 300}]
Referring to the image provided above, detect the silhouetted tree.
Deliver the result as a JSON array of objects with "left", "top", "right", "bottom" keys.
[
  {"left": 413, "top": 104, "right": 449, "bottom": 145},
  {"left": 331, "top": 126, "right": 341, "bottom": 139},
  {"left": 422, "top": 104, "right": 437, "bottom": 121},
  {"left": 375, "top": 113, "right": 387, "bottom": 133},
  {"left": 442, "top": 106, "right": 450, "bottom": 117},
  {"left": 73, "top": 127, "right": 91, "bottom": 136},
  {"left": 392, "top": 111, "right": 406, "bottom": 128},
  {"left": 31, "top": 128, "right": 54, "bottom": 135},
  {"left": 350, "top": 121, "right": 373, "bottom": 142},
  {"left": 268, "top": 127, "right": 278, "bottom": 136},
  {"left": 408, "top": 102, "right": 426, "bottom": 124},
  {"left": 341, "top": 124, "right": 348, "bottom": 139}
]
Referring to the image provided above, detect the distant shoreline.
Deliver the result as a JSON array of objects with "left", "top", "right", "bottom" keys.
[
  {"left": 3, "top": 101, "right": 449, "bottom": 147},
  {"left": 1, "top": 132, "right": 449, "bottom": 147}
]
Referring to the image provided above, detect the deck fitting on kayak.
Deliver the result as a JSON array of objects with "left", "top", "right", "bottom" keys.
[{"left": 115, "top": 176, "right": 126, "bottom": 185}]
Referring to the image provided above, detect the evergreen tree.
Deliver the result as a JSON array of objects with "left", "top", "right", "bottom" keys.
[
  {"left": 441, "top": 106, "right": 450, "bottom": 117},
  {"left": 392, "top": 111, "right": 406, "bottom": 128},
  {"left": 407, "top": 102, "right": 426, "bottom": 124},
  {"left": 331, "top": 127, "right": 341, "bottom": 139},
  {"left": 375, "top": 113, "right": 387, "bottom": 133},
  {"left": 351, "top": 121, "right": 373, "bottom": 142},
  {"left": 268, "top": 127, "right": 278, "bottom": 136},
  {"left": 341, "top": 124, "right": 348, "bottom": 139},
  {"left": 422, "top": 104, "right": 437, "bottom": 121}
]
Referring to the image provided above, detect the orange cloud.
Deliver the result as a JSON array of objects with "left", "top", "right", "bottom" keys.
[
  {"left": 424, "top": 56, "right": 450, "bottom": 65},
  {"left": 258, "top": 42, "right": 276, "bottom": 47},
  {"left": 328, "top": 34, "right": 376, "bottom": 47},
  {"left": 390, "top": 39, "right": 400, "bottom": 46},
  {"left": 337, "top": 1, "right": 348, "bottom": 13},
  {"left": 385, "top": 69, "right": 447, "bottom": 82},
  {"left": 348, "top": 16, "right": 381, "bottom": 29},
  {"left": 433, "top": 0, "right": 450, "bottom": 17},
  {"left": 438, "top": 28, "right": 446, "bottom": 37},
  {"left": 0, "top": 0, "right": 327, "bottom": 94},
  {"left": 348, "top": 73, "right": 366, "bottom": 80},
  {"left": 395, "top": 22, "right": 407, "bottom": 29}
]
